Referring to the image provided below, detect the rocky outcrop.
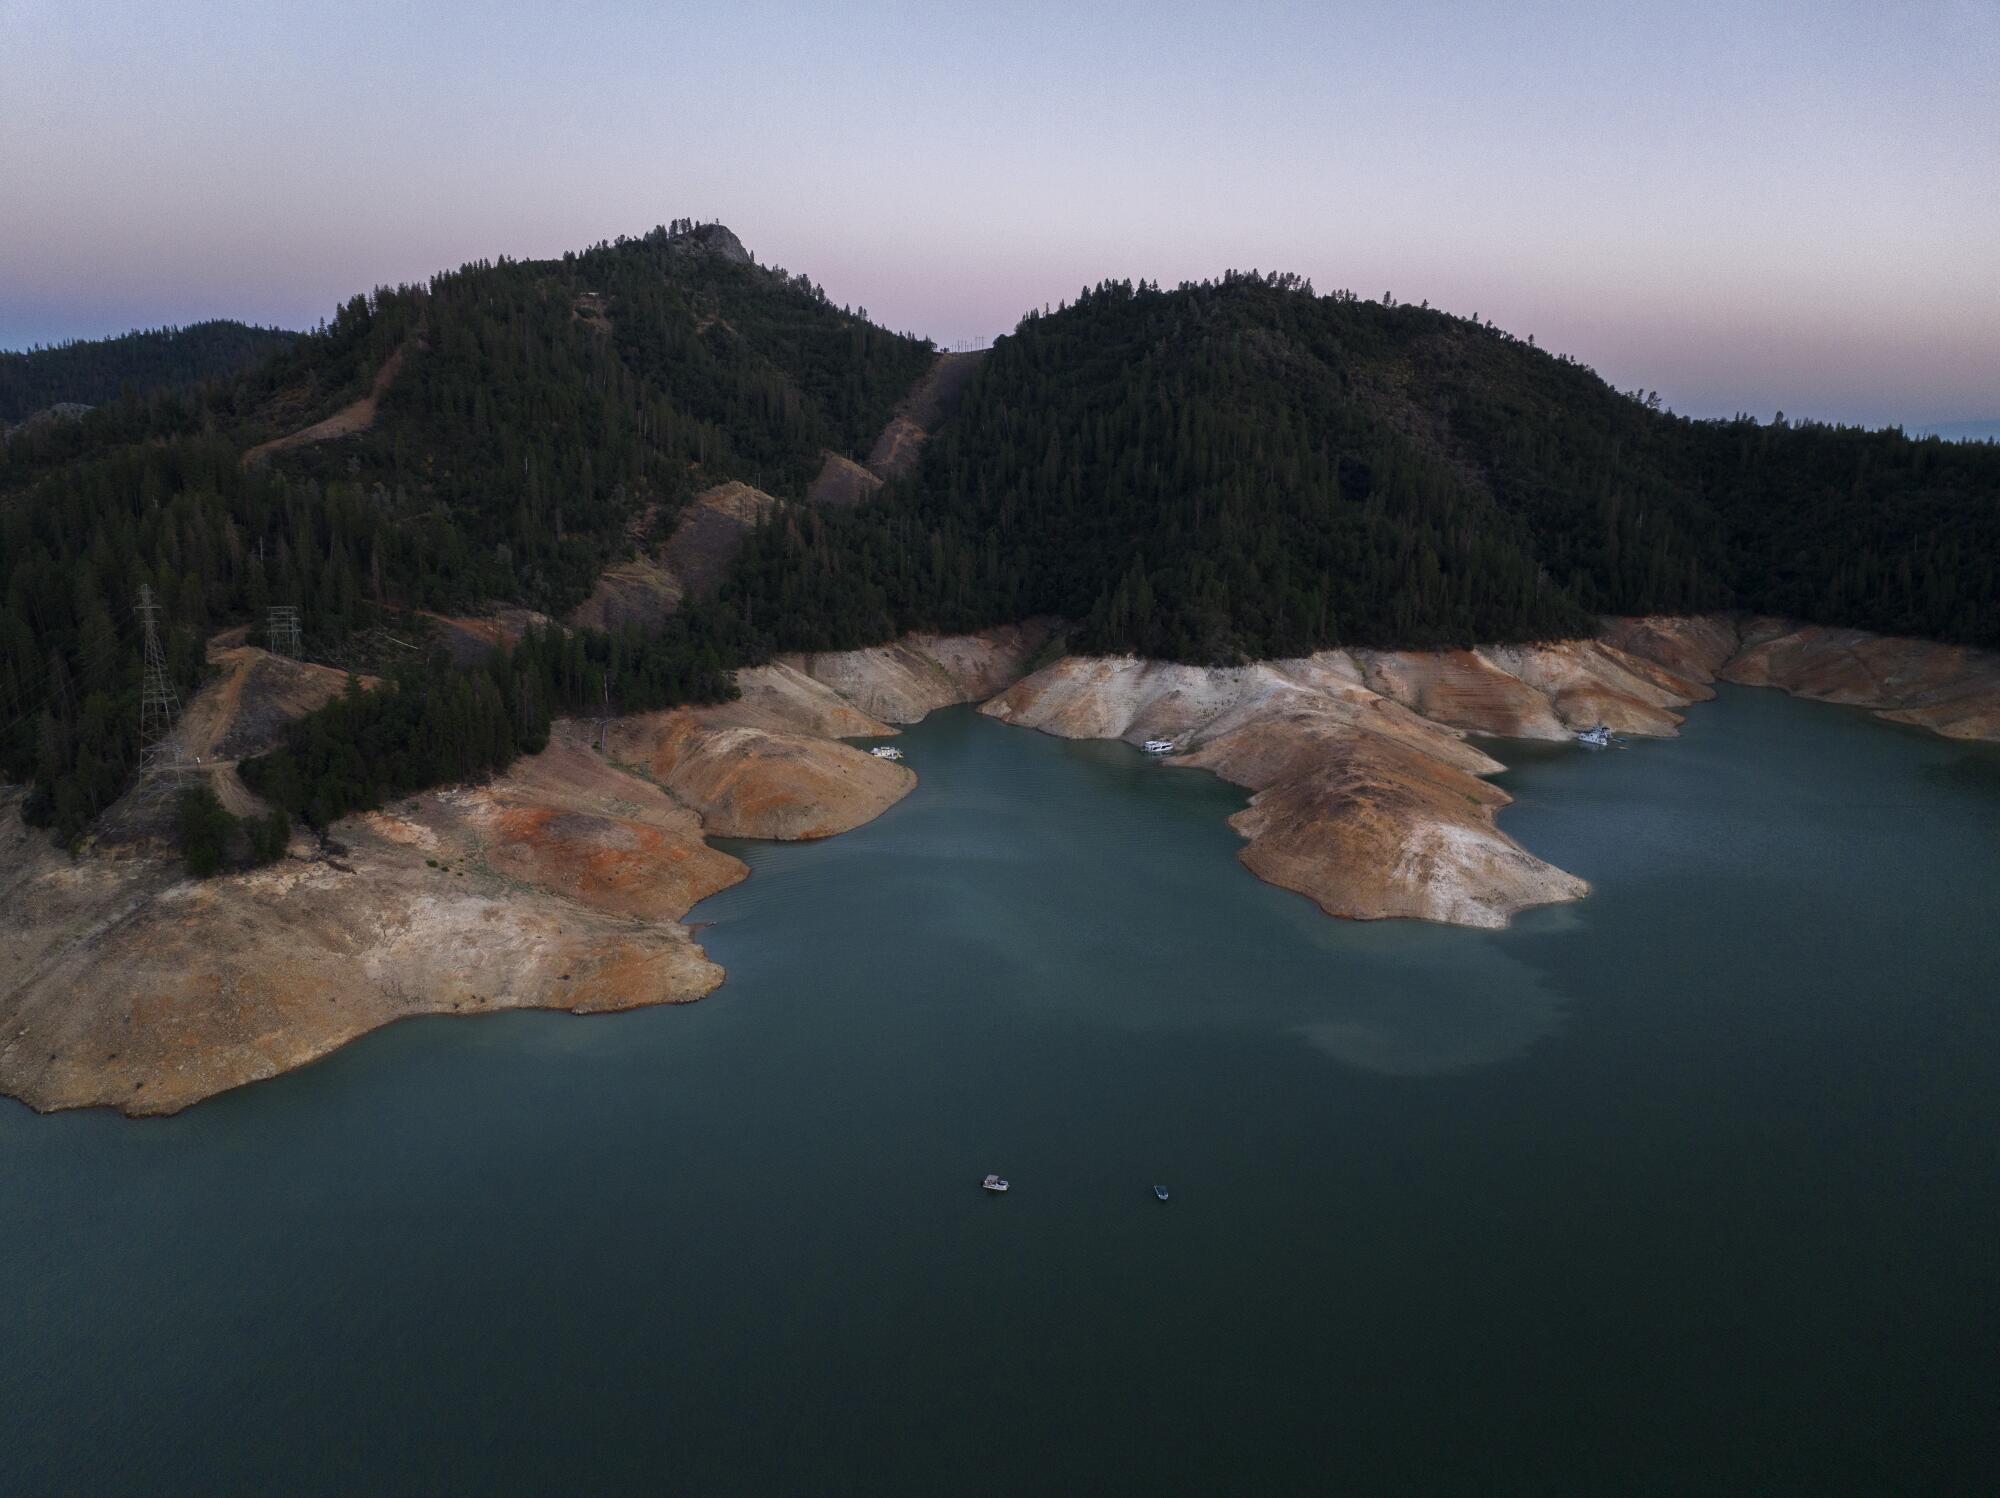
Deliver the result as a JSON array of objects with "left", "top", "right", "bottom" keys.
[
  {"left": 667, "top": 223, "right": 752, "bottom": 265},
  {"left": 1476, "top": 640, "right": 1710, "bottom": 734},
  {"left": 567, "top": 555, "right": 684, "bottom": 635},
  {"left": 662, "top": 480, "right": 781, "bottom": 597},
  {"left": 446, "top": 733, "right": 747, "bottom": 920},
  {"left": 3, "top": 401, "right": 91, "bottom": 440}
]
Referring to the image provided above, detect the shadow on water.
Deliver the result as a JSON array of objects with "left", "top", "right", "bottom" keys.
[{"left": 5, "top": 691, "right": 1999, "bottom": 1495}]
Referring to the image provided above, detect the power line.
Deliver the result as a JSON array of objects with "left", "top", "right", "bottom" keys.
[
  {"left": 267, "top": 605, "right": 302, "bottom": 659},
  {"left": 134, "top": 583, "right": 189, "bottom": 803}
]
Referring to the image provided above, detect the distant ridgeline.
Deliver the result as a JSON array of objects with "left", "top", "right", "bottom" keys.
[
  {"left": 0, "top": 321, "right": 299, "bottom": 427},
  {"left": 729, "top": 274, "right": 2000, "bottom": 660},
  {"left": 4, "top": 231, "right": 1998, "bottom": 845}
]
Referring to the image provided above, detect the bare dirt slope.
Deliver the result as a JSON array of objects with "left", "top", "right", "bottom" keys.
[
  {"left": 582, "top": 350, "right": 984, "bottom": 619},
  {"left": 0, "top": 786, "right": 726, "bottom": 1117},
  {"left": 860, "top": 349, "right": 987, "bottom": 481},
  {"left": 804, "top": 349, "right": 988, "bottom": 503},
  {"left": 570, "top": 481, "right": 780, "bottom": 633},
  {"left": 660, "top": 481, "right": 781, "bottom": 598},
  {"left": 1724, "top": 619, "right": 2000, "bottom": 740},
  {"left": 424, "top": 606, "right": 558, "bottom": 664},
  {"left": 598, "top": 630, "right": 1044, "bottom": 838},
  {"left": 241, "top": 342, "right": 408, "bottom": 466},
  {"left": 779, "top": 621, "right": 1052, "bottom": 724},
  {"left": 1601, "top": 614, "right": 2000, "bottom": 742},
  {"left": 1351, "top": 640, "right": 1707, "bottom": 740},
  {"left": 802, "top": 451, "right": 883, "bottom": 507},
  {"left": 180, "top": 639, "right": 366, "bottom": 813},
  {"left": 92, "top": 639, "right": 369, "bottom": 841}
]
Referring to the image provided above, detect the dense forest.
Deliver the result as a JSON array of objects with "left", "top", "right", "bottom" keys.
[
  {"left": 0, "top": 321, "right": 299, "bottom": 426},
  {"left": 1, "top": 222, "right": 929, "bottom": 840},
  {"left": 5, "top": 233, "right": 1997, "bottom": 847},
  {"left": 239, "top": 615, "right": 752, "bottom": 830},
  {"left": 725, "top": 274, "right": 2000, "bottom": 660}
]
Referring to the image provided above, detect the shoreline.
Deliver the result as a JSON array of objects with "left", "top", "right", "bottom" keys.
[{"left": 4, "top": 612, "right": 1997, "bottom": 1117}]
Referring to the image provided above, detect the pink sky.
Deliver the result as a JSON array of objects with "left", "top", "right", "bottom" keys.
[{"left": 3, "top": 0, "right": 1996, "bottom": 426}]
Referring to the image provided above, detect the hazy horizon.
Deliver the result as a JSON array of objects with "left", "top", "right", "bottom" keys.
[{"left": 4, "top": 0, "right": 1996, "bottom": 428}]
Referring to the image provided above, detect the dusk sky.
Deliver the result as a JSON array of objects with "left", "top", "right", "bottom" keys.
[{"left": 3, "top": 0, "right": 1995, "bottom": 427}]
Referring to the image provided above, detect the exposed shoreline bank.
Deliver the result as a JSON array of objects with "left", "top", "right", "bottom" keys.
[{"left": 4, "top": 612, "right": 1995, "bottom": 1116}]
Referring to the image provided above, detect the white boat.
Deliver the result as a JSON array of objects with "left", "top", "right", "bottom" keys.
[
  {"left": 1153, "top": 1184, "right": 1170, "bottom": 1201},
  {"left": 981, "top": 1174, "right": 1009, "bottom": 1193},
  {"left": 1141, "top": 739, "right": 1176, "bottom": 755},
  {"left": 869, "top": 746, "right": 905, "bottom": 760},
  {"left": 1575, "top": 724, "right": 1614, "bottom": 748}
]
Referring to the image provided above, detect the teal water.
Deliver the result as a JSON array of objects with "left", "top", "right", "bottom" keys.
[{"left": 4, "top": 687, "right": 1998, "bottom": 1495}]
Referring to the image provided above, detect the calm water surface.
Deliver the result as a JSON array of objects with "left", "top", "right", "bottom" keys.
[{"left": 4, "top": 687, "right": 1998, "bottom": 1494}]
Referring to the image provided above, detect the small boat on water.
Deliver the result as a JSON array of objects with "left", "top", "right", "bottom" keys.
[
  {"left": 1575, "top": 724, "right": 1614, "bottom": 748},
  {"left": 1153, "top": 1184, "right": 1170, "bottom": 1201},
  {"left": 1141, "top": 739, "right": 1176, "bottom": 755},
  {"left": 869, "top": 746, "right": 905, "bottom": 760},
  {"left": 981, "top": 1174, "right": 1009, "bottom": 1193}
]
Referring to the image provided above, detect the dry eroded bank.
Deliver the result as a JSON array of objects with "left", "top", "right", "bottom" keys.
[
  {"left": 0, "top": 628, "right": 1047, "bottom": 1115},
  {"left": 980, "top": 640, "right": 1694, "bottom": 928},
  {"left": 984, "top": 614, "right": 2000, "bottom": 927},
  {"left": 4, "top": 613, "right": 1995, "bottom": 1115}
]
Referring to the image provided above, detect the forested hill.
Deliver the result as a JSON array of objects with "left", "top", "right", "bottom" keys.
[
  {"left": 0, "top": 321, "right": 299, "bottom": 426},
  {"left": 1, "top": 221, "right": 934, "bottom": 837},
  {"left": 731, "top": 274, "right": 2000, "bottom": 660},
  {"left": 7, "top": 237, "right": 1998, "bottom": 844}
]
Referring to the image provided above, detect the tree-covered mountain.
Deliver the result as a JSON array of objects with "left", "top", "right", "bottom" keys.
[
  {"left": 5, "top": 237, "right": 1998, "bottom": 844},
  {"left": 726, "top": 273, "right": 2000, "bottom": 660},
  {"left": 0, "top": 321, "right": 300, "bottom": 426},
  {"left": 1, "top": 221, "right": 932, "bottom": 837}
]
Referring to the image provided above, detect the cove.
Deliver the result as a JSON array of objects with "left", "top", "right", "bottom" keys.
[{"left": 3, "top": 687, "right": 1998, "bottom": 1494}]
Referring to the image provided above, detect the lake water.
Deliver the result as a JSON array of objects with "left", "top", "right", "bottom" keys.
[{"left": 4, "top": 688, "right": 1998, "bottom": 1495}]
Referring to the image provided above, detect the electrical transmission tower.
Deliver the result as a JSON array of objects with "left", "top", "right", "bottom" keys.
[
  {"left": 267, "top": 604, "right": 302, "bottom": 659},
  {"left": 135, "top": 584, "right": 185, "bottom": 792},
  {"left": 595, "top": 668, "right": 617, "bottom": 750}
]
